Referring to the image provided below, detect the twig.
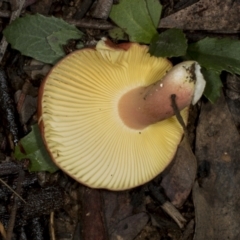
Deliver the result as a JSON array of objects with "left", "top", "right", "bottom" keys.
[
  {"left": 49, "top": 211, "right": 56, "bottom": 240},
  {"left": 0, "top": 0, "right": 26, "bottom": 63},
  {"left": 66, "top": 18, "right": 114, "bottom": 30},
  {"left": 6, "top": 170, "right": 25, "bottom": 240},
  {"left": 161, "top": 201, "right": 187, "bottom": 229},
  {"left": 170, "top": 94, "right": 196, "bottom": 156},
  {"left": 170, "top": 94, "right": 187, "bottom": 134},
  {"left": 91, "top": 0, "right": 113, "bottom": 19},
  {"left": 0, "top": 178, "right": 26, "bottom": 203}
]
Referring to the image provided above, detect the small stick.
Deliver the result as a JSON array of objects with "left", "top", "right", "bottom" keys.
[
  {"left": 170, "top": 93, "right": 195, "bottom": 154},
  {"left": 0, "top": 178, "right": 26, "bottom": 204},
  {"left": 161, "top": 201, "right": 187, "bottom": 229},
  {"left": 170, "top": 94, "right": 187, "bottom": 134},
  {"left": 66, "top": 18, "right": 114, "bottom": 30},
  {"left": 149, "top": 183, "right": 187, "bottom": 229},
  {"left": 49, "top": 211, "right": 56, "bottom": 240}
]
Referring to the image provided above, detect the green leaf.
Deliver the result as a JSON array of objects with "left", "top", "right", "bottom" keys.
[
  {"left": 109, "top": 0, "right": 157, "bottom": 43},
  {"left": 146, "top": 0, "right": 162, "bottom": 28},
  {"left": 149, "top": 29, "right": 188, "bottom": 57},
  {"left": 76, "top": 41, "right": 84, "bottom": 49},
  {"left": 14, "top": 124, "right": 58, "bottom": 173},
  {"left": 187, "top": 37, "right": 240, "bottom": 74},
  {"left": 3, "top": 14, "right": 84, "bottom": 64},
  {"left": 108, "top": 27, "right": 128, "bottom": 41},
  {"left": 201, "top": 68, "right": 222, "bottom": 103},
  {"left": 47, "top": 29, "right": 83, "bottom": 56}
]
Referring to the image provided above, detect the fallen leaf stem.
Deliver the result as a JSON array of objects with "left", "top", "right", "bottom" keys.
[
  {"left": 170, "top": 94, "right": 188, "bottom": 135},
  {"left": 66, "top": 18, "right": 114, "bottom": 30}
]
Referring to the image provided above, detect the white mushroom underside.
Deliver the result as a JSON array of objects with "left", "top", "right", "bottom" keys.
[{"left": 41, "top": 43, "right": 188, "bottom": 190}]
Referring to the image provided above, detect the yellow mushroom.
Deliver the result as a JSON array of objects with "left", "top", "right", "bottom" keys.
[{"left": 38, "top": 38, "right": 205, "bottom": 190}]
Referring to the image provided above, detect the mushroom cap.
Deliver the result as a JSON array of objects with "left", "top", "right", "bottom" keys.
[{"left": 38, "top": 39, "right": 188, "bottom": 190}]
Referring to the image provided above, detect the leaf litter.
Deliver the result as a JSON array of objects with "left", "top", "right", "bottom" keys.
[
  {"left": 1, "top": 0, "right": 240, "bottom": 239},
  {"left": 159, "top": 0, "right": 240, "bottom": 33}
]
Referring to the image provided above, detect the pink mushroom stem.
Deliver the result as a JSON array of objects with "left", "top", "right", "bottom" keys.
[{"left": 118, "top": 61, "right": 205, "bottom": 129}]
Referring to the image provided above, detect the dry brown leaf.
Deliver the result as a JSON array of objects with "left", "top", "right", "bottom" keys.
[
  {"left": 193, "top": 93, "right": 240, "bottom": 239},
  {"left": 103, "top": 190, "right": 133, "bottom": 235},
  {"left": 159, "top": 0, "right": 240, "bottom": 33},
  {"left": 110, "top": 212, "right": 149, "bottom": 240},
  {"left": 225, "top": 74, "right": 240, "bottom": 133},
  {"left": 161, "top": 136, "right": 197, "bottom": 208}
]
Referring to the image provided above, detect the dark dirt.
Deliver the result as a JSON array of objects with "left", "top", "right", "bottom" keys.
[{"left": 0, "top": 0, "right": 239, "bottom": 239}]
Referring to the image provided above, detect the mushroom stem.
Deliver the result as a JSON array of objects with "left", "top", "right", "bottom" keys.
[{"left": 118, "top": 61, "right": 205, "bottom": 129}]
